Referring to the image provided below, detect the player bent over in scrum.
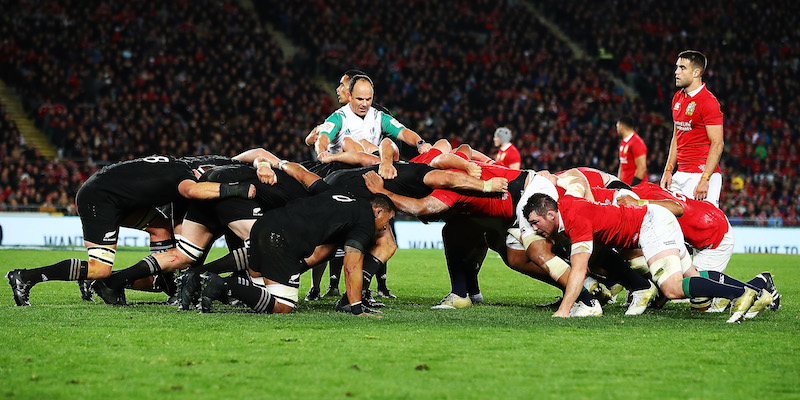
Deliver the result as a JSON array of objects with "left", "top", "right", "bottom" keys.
[
  {"left": 523, "top": 192, "right": 762, "bottom": 322},
  {"left": 200, "top": 192, "right": 396, "bottom": 316}
]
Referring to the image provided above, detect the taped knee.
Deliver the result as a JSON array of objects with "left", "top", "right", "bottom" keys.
[
  {"left": 649, "top": 255, "right": 682, "bottom": 287},
  {"left": 544, "top": 257, "right": 570, "bottom": 280},
  {"left": 150, "top": 238, "right": 176, "bottom": 254},
  {"left": 88, "top": 246, "right": 116, "bottom": 266},
  {"left": 177, "top": 237, "right": 204, "bottom": 262}
]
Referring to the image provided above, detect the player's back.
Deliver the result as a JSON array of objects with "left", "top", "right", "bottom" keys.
[{"left": 87, "top": 155, "right": 195, "bottom": 209}]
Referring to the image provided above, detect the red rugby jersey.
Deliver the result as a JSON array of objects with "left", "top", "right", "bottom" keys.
[{"left": 671, "top": 85, "right": 723, "bottom": 174}]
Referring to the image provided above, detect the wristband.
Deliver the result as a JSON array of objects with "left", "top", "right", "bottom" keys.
[
  {"left": 482, "top": 180, "right": 492, "bottom": 193},
  {"left": 700, "top": 173, "right": 711, "bottom": 181},
  {"left": 219, "top": 182, "right": 250, "bottom": 199},
  {"left": 631, "top": 176, "right": 642, "bottom": 186},
  {"left": 664, "top": 164, "right": 673, "bottom": 172},
  {"left": 416, "top": 139, "right": 427, "bottom": 149},
  {"left": 256, "top": 161, "right": 271, "bottom": 169},
  {"left": 637, "top": 199, "right": 649, "bottom": 206},
  {"left": 350, "top": 301, "right": 363, "bottom": 315},
  {"left": 277, "top": 160, "right": 289, "bottom": 171}
]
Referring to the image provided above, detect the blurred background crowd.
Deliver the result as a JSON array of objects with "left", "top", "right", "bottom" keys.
[{"left": 0, "top": 0, "right": 797, "bottom": 226}]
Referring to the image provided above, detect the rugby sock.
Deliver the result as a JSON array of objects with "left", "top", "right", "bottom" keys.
[
  {"left": 194, "top": 247, "right": 248, "bottom": 274},
  {"left": 376, "top": 262, "right": 389, "bottom": 292},
  {"left": 682, "top": 277, "right": 745, "bottom": 299},
  {"left": 328, "top": 254, "right": 344, "bottom": 288},
  {"left": 105, "top": 255, "right": 161, "bottom": 290},
  {"left": 310, "top": 264, "right": 325, "bottom": 291},
  {"left": 577, "top": 289, "right": 594, "bottom": 304},
  {"left": 20, "top": 259, "right": 87, "bottom": 284},
  {"left": 223, "top": 275, "right": 274, "bottom": 313},
  {"left": 745, "top": 275, "right": 769, "bottom": 291},
  {"left": 699, "top": 270, "right": 761, "bottom": 291}
]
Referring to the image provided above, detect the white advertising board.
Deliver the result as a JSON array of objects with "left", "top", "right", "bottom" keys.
[{"left": 0, "top": 215, "right": 797, "bottom": 254}]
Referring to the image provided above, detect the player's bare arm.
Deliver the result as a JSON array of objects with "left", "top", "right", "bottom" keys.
[
  {"left": 363, "top": 171, "right": 450, "bottom": 216},
  {"left": 178, "top": 180, "right": 256, "bottom": 200},
  {"left": 423, "top": 170, "right": 508, "bottom": 193},
  {"left": 617, "top": 195, "right": 685, "bottom": 216},
  {"left": 555, "top": 251, "right": 591, "bottom": 318},
  {"left": 429, "top": 153, "right": 482, "bottom": 179},
  {"left": 661, "top": 126, "right": 678, "bottom": 189}
]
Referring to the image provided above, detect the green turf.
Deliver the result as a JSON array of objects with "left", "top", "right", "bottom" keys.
[{"left": 1, "top": 249, "right": 799, "bottom": 399}]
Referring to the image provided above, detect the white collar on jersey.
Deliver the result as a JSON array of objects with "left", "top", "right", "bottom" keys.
[{"left": 685, "top": 83, "right": 705, "bottom": 98}]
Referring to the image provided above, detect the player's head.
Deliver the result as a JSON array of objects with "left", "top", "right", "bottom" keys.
[
  {"left": 675, "top": 50, "right": 707, "bottom": 88},
  {"left": 493, "top": 127, "right": 512, "bottom": 147},
  {"left": 522, "top": 193, "right": 559, "bottom": 238},
  {"left": 370, "top": 193, "right": 396, "bottom": 233},
  {"left": 337, "top": 69, "right": 367, "bottom": 104},
  {"left": 615, "top": 116, "right": 635, "bottom": 138},
  {"left": 348, "top": 75, "right": 374, "bottom": 117}
]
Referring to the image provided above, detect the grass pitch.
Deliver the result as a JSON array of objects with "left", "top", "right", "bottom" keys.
[{"left": 1, "top": 248, "right": 799, "bottom": 399}]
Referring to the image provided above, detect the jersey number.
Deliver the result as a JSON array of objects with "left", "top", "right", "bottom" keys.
[
  {"left": 142, "top": 155, "right": 170, "bottom": 163},
  {"left": 332, "top": 194, "right": 356, "bottom": 203}
]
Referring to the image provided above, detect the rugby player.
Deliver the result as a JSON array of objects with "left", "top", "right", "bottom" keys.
[
  {"left": 522, "top": 191, "right": 770, "bottom": 322},
  {"left": 6, "top": 155, "right": 256, "bottom": 306},
  {"left": 200, "top": 192, "right": 396, "bottom": 316}
]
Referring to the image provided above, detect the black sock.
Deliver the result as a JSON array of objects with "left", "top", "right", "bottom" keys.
[
  {"left": 745, "top": 275, "right": 769, "bottom": 291},
  {"left": 223, "top": 275, "right": 274, "bottom": 313},
  {"left": 194, "top": 248, "right": 248, "bottom": 274},
  {"left": 20, "top": 259, "right": 87, "bottom": 284},
  {"left": 376, "top": 262, "right": 388, "bottom": 291},
  {"left": 701, "top": 271, "right": 761, "bottom": 291},
  {"left": 577, "top": 289, "right": 594, "bottom": 304},
  {"left": 682, "top": 276, "right": 745, "bottom": 299},
  {"left": 105, "top": 255, "right": 161, "bottom": 290},
  {"left": 329, "top": 253, "right": 344, "bottom": 288}
]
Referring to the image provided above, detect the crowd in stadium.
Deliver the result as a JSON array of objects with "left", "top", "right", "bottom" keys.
[{"left": 0, "top": 0, "right": 798, "bottom": 227}]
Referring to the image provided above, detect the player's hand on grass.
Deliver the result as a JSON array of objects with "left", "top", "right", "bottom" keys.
[
  {"left": 363, "top": 171, "right": 386, "bottom": 194},
  {"left": 552, "top": 310, "right": 570, "bottom": 318}
]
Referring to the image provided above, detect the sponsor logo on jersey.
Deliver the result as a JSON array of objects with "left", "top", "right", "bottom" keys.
[
  {"left": 685, "top": 101, "right": 696, "bottom": 116},
  {"left": 390, "top": 118, "right": 403, "bottom": 129},
  {"left": 318, "top": 121, "right": 335, "bottom": 134},
  {"left": 252, "top": 207, "right": 263, "bottom": 217},
  {"left": 673, "top": 102, "right": 681, "bottom": 111}
]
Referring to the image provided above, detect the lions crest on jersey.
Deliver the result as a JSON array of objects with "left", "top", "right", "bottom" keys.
[{"left": 685, "top": 101, "right": 696, "bottom": 116}]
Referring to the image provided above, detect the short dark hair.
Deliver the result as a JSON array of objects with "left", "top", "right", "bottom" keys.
[
  {"left": 521, "top": 193, "right": 558, "bottom": 221},
  {"left": 344, "top": 69, "right": 367, "bottom": 80},
  {"left": 678, "top": 50, "right": 707, "bottom": 75},
  {"left": 370, "top": 193, "right": 396, "bottom": 213},
  {"left": 348, "top": 74, "right": 374, "bottom": 95},
  {"left": 617, "top": 115, "right": 635, "bottom": 130},
  {"left": 606, "top": 180, "right": 632, "bottom": 191}
]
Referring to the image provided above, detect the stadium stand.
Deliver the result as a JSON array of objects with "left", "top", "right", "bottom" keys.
[{"left": 0, "top": 0, "right": 797, "bottom": 224}]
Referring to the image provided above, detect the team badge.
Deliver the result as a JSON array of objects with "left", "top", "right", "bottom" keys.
[
  {"left": 673, "top": 102, "right": 680, "bottom": 111},
  {"left": 685, "top": 101, "right": 696, "bottom": 116}
]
